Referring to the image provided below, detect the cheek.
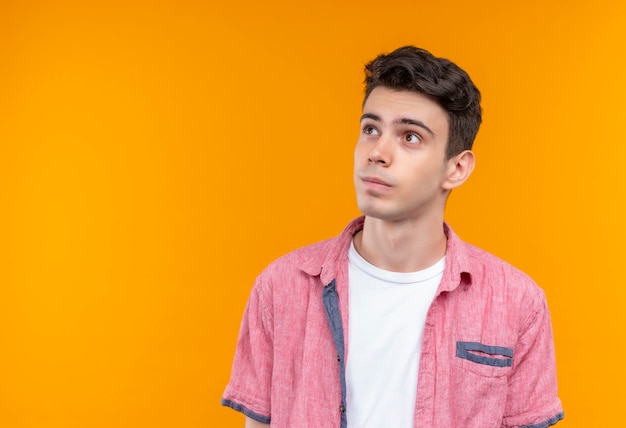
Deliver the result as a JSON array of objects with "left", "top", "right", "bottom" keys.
[{"left": 354, "top": 141, "right": 369, "bottom": 164}]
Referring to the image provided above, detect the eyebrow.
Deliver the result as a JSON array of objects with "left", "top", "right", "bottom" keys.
[{"left": 360, "top": 113, "right": 435, "bottom": 137}]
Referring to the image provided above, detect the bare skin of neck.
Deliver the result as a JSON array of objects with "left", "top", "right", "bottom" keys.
[{"left": 353, "top": 214, "right": 447, "bottom": 273}]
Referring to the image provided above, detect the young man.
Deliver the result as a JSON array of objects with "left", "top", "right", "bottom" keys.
[{"left": 222, "top": 46, "right": 564, "bottom": 428}]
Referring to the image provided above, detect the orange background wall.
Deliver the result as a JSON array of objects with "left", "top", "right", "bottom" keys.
[{"left": 1, "top": 0, "right": 624, "bottom": 426}]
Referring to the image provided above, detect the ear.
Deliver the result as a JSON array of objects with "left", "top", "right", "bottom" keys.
[{"left": 442, "top": 150, "right": 475, "bottom": 191}]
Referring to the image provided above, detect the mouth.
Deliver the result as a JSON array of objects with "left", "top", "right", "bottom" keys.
[
  {"left": 361, "top": 173, "right": 392, "bottom": 185},
  {"left": 360, "top": 175, "right": 393, "bottom": 190}
]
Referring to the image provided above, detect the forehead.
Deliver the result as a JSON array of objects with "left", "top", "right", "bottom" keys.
[{"left": 362, "top": 87, "right": 448, "bottom": 126}]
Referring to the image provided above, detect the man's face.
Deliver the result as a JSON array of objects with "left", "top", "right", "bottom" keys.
[{"left": 354, "top": 86, "right": 454, "bottom": 223}]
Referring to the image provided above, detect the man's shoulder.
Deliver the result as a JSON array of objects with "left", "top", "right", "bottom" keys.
[
  {"left": 453, "top": 236, "right": 545, "bottom": 301},
  {"left": 265, "top": 236, "right": 336, "bottom": 272},
  {"left": 462, "top": 240, "right": 528, "bottom": 274},
  {"left": 250, "top": 234, "right": 345, "bottom": 303},
  {"left": 260, "top": 217, "right": 362, "bottom": 281}
]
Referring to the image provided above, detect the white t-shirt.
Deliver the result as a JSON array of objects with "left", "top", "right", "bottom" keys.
[{"left": 346, "top": 241, "right": 444, "bottom": 427}]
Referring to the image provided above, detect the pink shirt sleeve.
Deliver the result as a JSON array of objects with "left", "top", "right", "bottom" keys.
[
  {"left": 502, "top": 290, "right": 564, "bottom": 427},
  {"left": 222, "top": 282, "right": 273, "bottom": 423}
]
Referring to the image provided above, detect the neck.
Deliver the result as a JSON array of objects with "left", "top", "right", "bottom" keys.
[{"left": 354, "top": 215, "right": 447, "bottom": 272}]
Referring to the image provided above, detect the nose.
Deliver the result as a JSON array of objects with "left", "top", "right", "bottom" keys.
[{"left": 368, "top": 135, "right": 392, "bottom": 166}]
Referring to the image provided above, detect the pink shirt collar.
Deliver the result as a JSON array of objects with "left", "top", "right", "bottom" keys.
[{"left": 300, "top": 216, "right": 474, "bottom": 292}]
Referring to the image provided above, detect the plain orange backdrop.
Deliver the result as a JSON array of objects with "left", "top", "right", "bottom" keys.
[{"left": 1, "top": 0, "right": 625, "bottom": 426}]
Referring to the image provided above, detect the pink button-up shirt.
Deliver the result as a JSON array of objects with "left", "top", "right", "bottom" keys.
[{"left": 222, "top": 217, "right": 563, "bottom": 427}]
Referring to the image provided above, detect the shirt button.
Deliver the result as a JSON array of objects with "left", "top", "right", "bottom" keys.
[
  {"left": 337, "top": 355, "right": 341, "bottom": 362},
  {"left": 340, "top": 404, "right": 345, "bottom": 413}
]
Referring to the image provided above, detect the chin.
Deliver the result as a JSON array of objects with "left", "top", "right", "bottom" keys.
[{"left": 357, "top": 202, "right": 400, "bottom": 222}]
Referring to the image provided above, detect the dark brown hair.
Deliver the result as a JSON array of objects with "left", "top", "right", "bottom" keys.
[{"left": 364, "top": 46, "right": 482, "bottom": 158}]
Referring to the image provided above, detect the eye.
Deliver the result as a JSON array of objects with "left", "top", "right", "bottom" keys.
[
  {"left": 404, "top": 132, "right": 421, "bottom": 144},
  {"left": 363, "top": 125, "right": 379, "bottom": 136}
]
